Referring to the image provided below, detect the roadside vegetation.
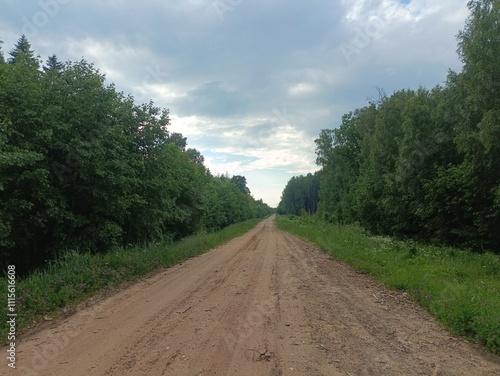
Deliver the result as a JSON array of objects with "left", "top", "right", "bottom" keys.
[
  {"left": 0, "top": 218, "right": 264, "bottom": 343},
  {"left": 0, "top": 35, "right": 272, "bottom": 277},
  {"left": 0, "top": 34, "right": 273, "bottom": 344},
  {"left": 278, "top": 1, "right": 500, "bottom": 252},
  {"left": 277, "top": 2, "right": 500, "bottom": 354},
  {"left": 276, "top": 215, "right": 500, "bottom": 354}
]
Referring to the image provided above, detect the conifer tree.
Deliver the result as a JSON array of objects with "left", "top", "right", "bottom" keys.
[
  {"left": 8, "top": 34, "right": 39, "bottom": 68},
  {"left": 43, "top": 54, "right": 64, "bottom": 73}
]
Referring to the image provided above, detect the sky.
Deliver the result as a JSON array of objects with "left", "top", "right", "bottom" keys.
[{"left": 0, "top": 0, "right": 470, "bottom": 207}]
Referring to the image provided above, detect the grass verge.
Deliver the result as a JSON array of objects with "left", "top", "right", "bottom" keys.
[
  {"left": 0, "top": 218, "right": 263, "bottom": 343},
  {"left": 276, "top": 215, "right": 500, "bottom": 354}
]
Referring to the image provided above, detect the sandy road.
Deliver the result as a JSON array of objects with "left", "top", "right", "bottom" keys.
[{"left": 6, "top": 216, "right": 500, "bottom": 375}]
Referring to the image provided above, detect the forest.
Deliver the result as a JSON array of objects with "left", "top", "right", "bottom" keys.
[
  {"left": 0, "top": 36, "right": 272, "bottom": 275},
  {"left": 279, "top": 0, "right": 500, "bottom": 252}
]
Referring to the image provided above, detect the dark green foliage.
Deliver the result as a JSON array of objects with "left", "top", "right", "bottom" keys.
[
  {"left": 277, "top": 173, "right": 320, "bottom": 215},
  {"left": 8, "top": 34, "right": 39, "bottom": 68},
  {"left": 0, "top": 35, "right": 273, "bottom": 275},
  {"left": 0, "top": 39, "right": 4, "bottom": 64},
  {"left": 43, "top": 54, "right": 64, "bottom": 74},
  {"left": 298, "top": 1, "right": 500, "bottom": 252},
  {"left": 230, "top": 175, "right": 251, "bottom": 195}
]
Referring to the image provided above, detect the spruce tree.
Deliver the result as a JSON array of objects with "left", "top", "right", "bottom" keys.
[
  {"left": 8, "top": 34, "right": 39, "bottom": 68},
  {"left": 43, "top": 54, "right": 64, "bottom": 73}
]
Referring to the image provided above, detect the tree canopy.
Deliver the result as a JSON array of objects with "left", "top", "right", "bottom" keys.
[
  {"left": 277, "top": 173, "right": 319, "bottom": 216},
  {"left": 8, "top": 34, "right": 39, "bottom": 67},
  {"left": 0, "top": 36, "right": 273, "bottom": 274},
  {"left": 279, "top": 1, "right": 500, "bottom": 252}
]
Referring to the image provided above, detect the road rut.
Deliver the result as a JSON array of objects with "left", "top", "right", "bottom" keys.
[{"left": 6, "top": 217, "right": 500, "bottom": 375}]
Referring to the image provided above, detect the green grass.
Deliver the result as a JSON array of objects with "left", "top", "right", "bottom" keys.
[
  {"left": 0, "top": 218, "right": 263, "bottom": 343},
  {"left": 276, "top": 215, "right": 500, "bottom": 354}
]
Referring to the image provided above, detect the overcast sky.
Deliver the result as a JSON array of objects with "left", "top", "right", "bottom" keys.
[{"left": 0, "top": 0, "right": 470, "bottom": 207}]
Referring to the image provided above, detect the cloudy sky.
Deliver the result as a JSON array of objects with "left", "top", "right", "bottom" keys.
[{"left": 1, "top": 0, "right": 470, "bottom": 206}]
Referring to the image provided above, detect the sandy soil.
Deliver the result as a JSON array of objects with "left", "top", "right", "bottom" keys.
[{"left": 5, "top": 216, "right": 500, "bottom": 376}]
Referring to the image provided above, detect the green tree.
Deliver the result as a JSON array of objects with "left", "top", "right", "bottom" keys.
[
  {"left": 0, "top": 36, "right": 273, "bottom": 275},
  {"left": 309, "top": 1, "right": 500, "bottom": 251},
  {"left": 168, "top": 132, "right": 187, "bottom": 150},
  {"left": 8, "top": 35, "right": 39, "bottom": 68},
  {"left": 0, "top": 42, "right": 55, "bottom": 270},
  {"left": 187, "top": 148, "right": 205, "bottom": 168},
  {"left": 458, "top": 0, "right": 500, "bottom": 113},
  {"left": 453, "top": 0, "right": 500, "bottom": 248},
  {"left": 278, "top": 173, "right": 320, "bottom": 215},
  {"left": 315, "top": 105, "right": 375, "bottom": 223},
  {"left": 0, "top": 39, "right": 4, "bottom": 64},
  {"left": 230, "top": 175, "right": 251, "bottom": 195},
  {"left": 43, "top": 54, "right": 64, "bottom": 74}
]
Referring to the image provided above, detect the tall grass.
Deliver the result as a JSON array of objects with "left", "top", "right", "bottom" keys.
[
  {"left": 276, "top": 215, "right": 500, "bottom": 354},
  {"left": 0, "top": 218, "right": 262, "bottom": 342}
]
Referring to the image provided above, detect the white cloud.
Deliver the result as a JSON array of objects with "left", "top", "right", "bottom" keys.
[
  {"left": 288, "top": 82, "right": 317, "bottom": 96},
  {"left": 0, "top": 0, "right": 471, "bottom": 206}
]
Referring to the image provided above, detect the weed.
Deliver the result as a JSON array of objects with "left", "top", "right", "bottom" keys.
[
  {"left": 0, "top": 218, "right": 262, "bottom": 342},
  {"left": 276, "top": 215, "right": 500, "bottom": 354}
]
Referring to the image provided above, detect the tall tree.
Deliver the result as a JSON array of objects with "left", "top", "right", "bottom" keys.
[
  {"left": 187, "top": 148, "right": 205, "bottom": 168},
  {"left": 458, "top": 0, "right": 500, "bottom": 113},
  {"left": 8, "top": 35, "right": 39, "bottom": 68},
  {"left": 0, "top": 36, "right": 273, "bottom": 275},
  {"left": 168, "top": 132, "right": 187, "bottom": 150},
  {"left": 311, "top": 1, "right": 500, "bottom": 251},
  {"left": 454, "top": 0, "right": 500, "bottom": 248},
  {"left": 315, "top": 105, "right": 375, "bottom": 223},
  {"left": 43, "top": 54, "right": 64, "bottom": 74},
  {"left": 278, "top": 173, "right": 320, "bottom": 216},
  {"left": 0, "top": 42, "right": 52, "bottom": 270},
  {"left": 230, "top": 175, "right": 251, "bottom": 195},
  {"left": 0, "top": 39, "right": 4, "bottom": 64}
]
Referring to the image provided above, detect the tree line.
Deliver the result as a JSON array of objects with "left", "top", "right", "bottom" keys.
[
  {"left": 279, "top": 0, "right": 500, "bottom": 252},
  {"left": 277, "top": 173, "right": 319, "bottom": 216},
  {"left": 0, "top": 36, "right": 272, "bottom": 275}
]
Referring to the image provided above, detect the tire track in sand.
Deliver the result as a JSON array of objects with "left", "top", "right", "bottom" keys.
[{"left": 5, "top": 217, "right": 500, "bottom": 376}]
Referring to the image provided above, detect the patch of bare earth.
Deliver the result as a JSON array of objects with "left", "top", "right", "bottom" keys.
[{"left": 5, "top": 217, "right": 500, "bottom": 375}]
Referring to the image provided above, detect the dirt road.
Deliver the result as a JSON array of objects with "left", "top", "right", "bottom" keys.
[{"left": 7, "top": 217, "right": 500, "bottom": 375}]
